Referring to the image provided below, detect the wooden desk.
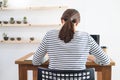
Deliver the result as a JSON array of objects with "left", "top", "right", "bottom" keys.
[{"left": 15, "top": 52, "right": 115, "bottom": 80}]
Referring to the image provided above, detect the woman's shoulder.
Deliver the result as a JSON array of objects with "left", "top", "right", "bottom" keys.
[
  {"left": 46, "top": 29, "right": 59, "bottom": 35},
  {"left": 76, "top": 31, "right": 90, "bottom": 36},
  {"left": 47, "top": 29, "right": 58, "bottom": 33}
]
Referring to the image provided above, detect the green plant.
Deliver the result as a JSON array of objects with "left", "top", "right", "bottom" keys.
[
  {"left": 0, "top": 1, "right": 2, "bottom": 7},
  {"left": 10, "top": 17, "right": 14, "bottom": 20},
  {"left": 2, "top": 32, "right": 7, "bottom": 37},
  {"left": 23, "top": 16, "right": 27, "bottom": 24},
  {"left": 2, "top": 32, "right": 9, "bottom": 40},
  {"left": 10, "top": 17, "right": 15, "bottom": 24},
  {"left": 23, "top": 17, "right": 27, "bottom": 19},
  {"left": 3, "top": 0, "right": 8, "bottom": 7}
]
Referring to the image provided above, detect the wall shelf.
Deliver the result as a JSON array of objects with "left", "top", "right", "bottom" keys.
[
  {"left": 0, "top": 5, "right": 65, "bottom": 44},
  {"left": 30, "top": 24, "right": 61, "bottom": 27},
  {"left": 1, "top": 24, "right": 29, "bottom": 27},
  {"left": 0, "top": 7, "right": 30, "bottom": 10},
  {"left": 0, "top": 6, "right": 68, "bottom": 10},
  {"left": 0, "top": 23, "right": 61, "bottom": 27},
  {"left": 0, "top": 40, "right": 40, "bottom": 44},
  {"left": 29, "top": 6, "right": 68, "bottom": 10}
]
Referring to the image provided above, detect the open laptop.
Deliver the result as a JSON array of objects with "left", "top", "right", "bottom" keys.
[{"left": 90, "top": 35, "right": 100, "bottom": 45}]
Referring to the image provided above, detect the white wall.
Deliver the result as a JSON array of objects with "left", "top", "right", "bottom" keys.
[{"left": 0, "top": 0, "right": 120, "bottom": 80}]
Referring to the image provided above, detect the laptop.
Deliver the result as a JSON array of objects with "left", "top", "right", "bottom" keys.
[{"left": 90, "top": 35, "right": 100, "bottom": 45}]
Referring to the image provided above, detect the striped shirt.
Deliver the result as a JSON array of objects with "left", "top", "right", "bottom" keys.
[{"left": 32, "top": 30, "right": 110, "bottom": 70}]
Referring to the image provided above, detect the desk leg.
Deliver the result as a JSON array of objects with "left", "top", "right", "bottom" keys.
[
  {"left": 101, "top": 66, "right": 111, "bottom": 80},
  {"left": 97, "top": 72, "right": 102, "bottom": 80},
  {"left": 19, "top": 64, "right": 27, "bottom": 80},
  {"left": 33, "top": 69, "right": 38, "bottom": 80}
]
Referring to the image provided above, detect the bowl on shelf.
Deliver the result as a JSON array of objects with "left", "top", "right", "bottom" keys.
[
  {"left": 23, "top": 21, "right": 28, "bottom": 24},
  {"left": 3, "top": 37, "right": 9, "bottom": 41},
  {"left": 16, "top": 21, "right": 22, "bottom": 24},
  {"left": 30, "top": 37, "right": 34, "bottom": 41},
  {"left": 3, "top": 21, "right": 8, "bottom": 24},
  {"left": 16, "top": 37, "right": 21, "bottom": 41},
  {"left": 10, "top": 37, "right": 15, "bottom": 41},
  {"left": 0, "top": 21, "right": 2, "bottom": 24}
]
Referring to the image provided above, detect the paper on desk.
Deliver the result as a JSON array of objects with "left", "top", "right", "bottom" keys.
[{"left": 25, "top": 54, "right": 49, "bottom": 63}]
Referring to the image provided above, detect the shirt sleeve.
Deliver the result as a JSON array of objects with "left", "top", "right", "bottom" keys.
[
  {"left": 32, "top": 33, "right": 48, "bottom": 65},
  {"left": 88, "top": 35, "right": 110, "bottom": 65}
]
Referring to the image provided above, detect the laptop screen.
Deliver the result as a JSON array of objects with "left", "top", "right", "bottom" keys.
[{"left": 90, "top": 35, "right": 100, "bottom": 45}]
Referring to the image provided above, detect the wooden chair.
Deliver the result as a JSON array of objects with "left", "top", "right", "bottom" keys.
[{"left": 38, "top": 67, "right": 95, "bottom": 80}]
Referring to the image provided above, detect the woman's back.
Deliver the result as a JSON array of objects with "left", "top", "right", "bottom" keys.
[
  {"left": 32, "top": 9, "right": 110, "bottom": 70},
  {"left": 33, "top": 30, "right": 110, "bottom": 70},
  {"left": 46, "top": 30, "right": 90, "bottom": 70}
]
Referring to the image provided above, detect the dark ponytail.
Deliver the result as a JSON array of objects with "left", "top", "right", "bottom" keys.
[{"left": 59, "top": 9, "right": 80, "bottom": 43}]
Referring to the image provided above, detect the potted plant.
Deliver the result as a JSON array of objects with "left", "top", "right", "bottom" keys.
[
  {"left": 23, "top": 16, "right": 27, "bottom": 24},
  {"left": 10, "top": 17, "right": 15, "bottom": 24},
  {"left": 0, "top": 1, "right": 2, "bottom": 7},
  {"left": 3, "top": 0, "right": 8, "bottom": 7},
  {"left": 2, "top": 33, "right": 9, "bottom": 41}
]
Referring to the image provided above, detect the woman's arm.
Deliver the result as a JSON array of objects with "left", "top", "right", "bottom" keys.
[
  {"left": 32, "top": 34, "right": 47, "bottom": 65},
  {"left": 88, "top": 35, "right": 110, "bottom": 65}
]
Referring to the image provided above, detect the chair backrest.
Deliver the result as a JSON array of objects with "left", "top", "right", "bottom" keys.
[{"left": 38, "top": 67, "right": 95, "bottom": 80}]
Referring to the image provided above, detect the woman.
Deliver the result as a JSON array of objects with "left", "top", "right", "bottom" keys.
[{"left": 32, "top": 9, "right": 110, "bottom": 70}]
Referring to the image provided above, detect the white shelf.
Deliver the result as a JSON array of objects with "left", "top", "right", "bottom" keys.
[
  {"left": 0, "top": 40, "right": 40, "bottom": 44},
  {"left": 29, "top": 6, "right": 68, "bottom": 10},
  {"left": 30, "top": 24, "right": 61, "bottom": 27},
  {"left": 1, "top": 24, "right": 30, "bottom": 27},
  {"left": 0, "top": 7, "right": 30, "bottom": 10},
  {"left": 0, "top": 23, "right": 61, "bottom": 27},
  {"left": 0, "top": 6, "right": 68, "bottom": 10}
]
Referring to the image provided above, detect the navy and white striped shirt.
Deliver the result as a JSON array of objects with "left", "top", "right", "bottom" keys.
[{"left": 32, "top": 30, "right": 110, "bottom": 70}]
